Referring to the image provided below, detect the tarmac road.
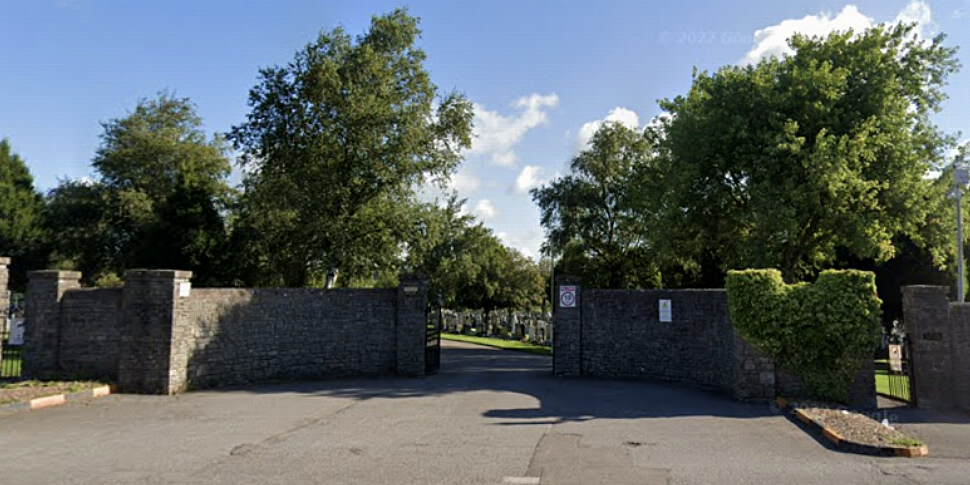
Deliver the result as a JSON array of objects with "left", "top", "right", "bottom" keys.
[{"left": 2, "top": 340, "right": 968, "bottom": 485}]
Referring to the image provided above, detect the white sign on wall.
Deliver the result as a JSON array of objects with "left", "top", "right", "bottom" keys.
[
  {"left": 179, "top": 281, "right": 192, "bottom": 298},
  {"left": 8, "top": 317, "right": 25, "bottom": 345},
  {"left": 659, "top": 299, "right": 672, "bottom": 322},
  {"left": 888, "top": 344, "right": 903, "bottom": 372},
  {"left": 559, "top": 285, "right": 577, "bottom": 308}
]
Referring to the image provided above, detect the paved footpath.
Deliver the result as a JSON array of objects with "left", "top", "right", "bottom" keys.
[{"left": 2, "top": 340, "right": 969, "bottom": 485}]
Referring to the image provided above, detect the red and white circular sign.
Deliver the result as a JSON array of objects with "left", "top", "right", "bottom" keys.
[{"left": 559, "top": 285, "right": 577, "bottom": 308}]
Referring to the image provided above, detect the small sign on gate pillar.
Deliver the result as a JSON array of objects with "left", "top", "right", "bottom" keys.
[{"left": 559, "top": 285, "right": 577, "bottom": 309}]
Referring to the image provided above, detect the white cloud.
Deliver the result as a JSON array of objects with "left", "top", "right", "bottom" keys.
[
  {"left": 949, "top": 139, "right": 970, "bottom": 162},
  {"left": 448, "top": 171, "right": 481, "bottom": 194},
  {"left": 741, "top": 2, "right": 934, "bottom": 65},
  {"left": 469, "top": 93, "right": 559, "bottom": 167},
  {"left": 473, "top": 199, "right": 497, "bottom": 220},
  {"left": 742, "top": 5, "right": 873, "bottom": 65},
  {"left": 575, "top": 107, "right": 641, "bottom": 153},
  {"left": 496, "top": 229, "right": 545, "bottom": 260},
  {"left": 894, "top": 1, "right": 934, "bottom": 37},
  {"left": 513, "top": 165, "right": 548, "bottom": 194}
]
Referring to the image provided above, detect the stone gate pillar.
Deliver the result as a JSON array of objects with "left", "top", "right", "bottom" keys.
[
  {"left": 396, "top": 274, "right": 427, "bottom": 376},
  {"left": 118, "top": 270, "right": 192, "bottom": 394},
  {"left": 23, "top": 270, "right": 81, "bottom": 378},
  {"left": 553, "top": 276, "right": 581, "bottom": 376},
  {"left": 0, "top": 257, "right": 9, "bottom": 370},
  {"left": 903, "top": 285, "right": 970, "bottom": 411}
]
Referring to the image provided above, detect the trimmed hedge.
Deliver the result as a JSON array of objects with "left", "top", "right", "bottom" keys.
[{"left": 725, "top": 269, "right": 881, "bottom": 403}]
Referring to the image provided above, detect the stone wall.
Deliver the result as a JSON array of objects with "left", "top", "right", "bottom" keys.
[
  {"left": 580, "top": 289, "right": 735, "bottom": 389},
  {"left": 554, "top": 278, "right": 876, "bottom": 407},
  {"left": 175, "top": 287, "right": 397, "bottom": 390},
  {"left": 902, "top": 285, "right": 970, "bottom": 411},
  {"left": 23, "top": 271, "right": 81, "bottom": 378},
  {"left": 59, "top": 288, "right": 123, "bottom": 379},
  {"left": 23, "top": 270, "right": 430, "bottom": 394},
  {"left": 0, "top": 257, "right": 9, "bottom": 328},
  {"left": 0, "top": 257, "right": 8, "bottom": 369}
]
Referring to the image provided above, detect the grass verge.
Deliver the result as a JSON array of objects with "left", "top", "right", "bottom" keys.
[
  {"left": 441, "top": 333, "right": 551, "bottom": 356},
  {"left": 1, "top": 354, "right": 22, "bottom": 378},
  {"left": 0, "top": 380, "right": 107, "bottom": 406}
]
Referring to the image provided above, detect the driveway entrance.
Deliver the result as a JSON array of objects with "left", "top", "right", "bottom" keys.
[{"left": 2, "top": 341, "right": 969, "bottom": 484}]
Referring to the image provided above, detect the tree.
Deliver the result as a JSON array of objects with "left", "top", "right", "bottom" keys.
[
  {"left": 404, "top": 198, "right": 546, "bottom": 313},
  {"left": 48, "top": 93, "right": 232, "bottom": 284},
  {"left": 228, "top": 8, "right": 473, "bottom": 287},
  {"left": 532, "top": 122, "right": 662, "bottom": 289},
  {"left": 653, "top": 24, "right": 961, "bottom": 281},
  {"left": 0, "top": 140, "right": 46, "bottom": 289}
]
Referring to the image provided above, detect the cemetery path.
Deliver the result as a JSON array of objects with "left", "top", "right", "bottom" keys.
[{"left": 1, "top": 340, "right": 968, "bottom": 484}]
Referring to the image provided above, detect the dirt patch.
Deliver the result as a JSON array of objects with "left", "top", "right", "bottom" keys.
[{"left": 0, "top": 380, "right": 106, "bottom": 405}]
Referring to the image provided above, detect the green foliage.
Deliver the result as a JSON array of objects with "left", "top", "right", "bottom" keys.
[
  {"left": 652, "top": 24, "right": 961, "bottom": 282},
  {"left": 0, "top": 139, "right": 47, "bottom": 290},
  {"left": 726, "top": 269, "right": 882, "bottom": 403},
  {"left": 47, "top": 93, "right": 232, "bottom": 285},
  {"left": 405, "top": 198, "right": 545, "bottom": 312},
  {"left": 228, "top": 8, "right": 473, "bottom": 287},
  {"left": 532, "top": 122, "right": 662, "bottom": 289}
]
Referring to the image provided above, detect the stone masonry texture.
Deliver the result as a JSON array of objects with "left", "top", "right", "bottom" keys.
[
  {"left": 0, "top": 257, "right": 8, "bottom": 370},
  {"left": 552, "top": 276, "right": 582, "bottom": 377},
  {"left": 903, "top": 285, "right": 970, "bottom": 411},
  {"left": 553, "top": 280, "right": 876, "bottom": 406},
  {"left": 579, "top": 289, "right": 734, "bottom": 389},
  {"left": 59, "top": 288, "right": 123, "bottom": 380},
  {"left": 117, "top": 270, "right": 191, "bottom": 394},
  {"left": 22, "top": 269, "right": 429, "bottom": 394},
  {"left": 176, "top": 287, "right": 397, "bottom": 390},
  {"left": 23, "top": 271, "right": 81, "bottom": 379},
  {"left": 396, "top": 274, "right": 428, "bottom": 376}
]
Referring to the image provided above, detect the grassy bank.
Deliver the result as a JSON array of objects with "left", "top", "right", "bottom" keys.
[{"left": 441, "top": 333, "right": 552, "bottom": 356}]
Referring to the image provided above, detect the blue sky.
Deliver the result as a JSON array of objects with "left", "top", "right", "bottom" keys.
[{"left": 2, "top": 0, "right": 969, "bottom": 259}]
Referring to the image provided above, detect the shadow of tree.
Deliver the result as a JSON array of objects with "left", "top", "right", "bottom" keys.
[{"left": 226, "top": 341, "right": 781, "bottom": 425}]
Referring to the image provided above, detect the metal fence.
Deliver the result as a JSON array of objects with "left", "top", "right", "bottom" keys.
[{"left": 1, "top": 330, "right": 23, "bottom": 379}]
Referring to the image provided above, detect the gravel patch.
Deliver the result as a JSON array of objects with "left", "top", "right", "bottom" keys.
[{"left": 793, "top": 401, "right": 923, "bottom": 448}]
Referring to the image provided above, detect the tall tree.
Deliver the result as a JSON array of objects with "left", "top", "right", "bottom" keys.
[
  {"left": 653, "top": 24, "right": 961, "bottom": 281},
  {"left": 532, "top": 122, "right": 662, "bottom": 289},
  {"left": 404, "top": 198, "right": 546, "bottom": 313},
  {"left": 0, "top": 140, "right": 46, "bottom": 289},
  {"left": 49, "top": 93, "right": 232, "bottom": 284},
  {"left": 228, "top": 8, "right": 473, "bottom": 287}
]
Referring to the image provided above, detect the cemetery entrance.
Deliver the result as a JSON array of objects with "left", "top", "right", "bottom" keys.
[
  {"left": 426, "top": 293, "right": 441, "bottom": 375},
  {"left": 877, "top": 335, "right": 917, "bottom": 406}
]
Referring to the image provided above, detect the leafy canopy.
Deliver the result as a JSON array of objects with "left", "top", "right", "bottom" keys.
[
  {"left": 532, "top": 122, "right": 661, "bottom": 289},
  {"left": 228, "top": 8, "right": 473, "bottom": 287},
  {"left": 653, "top": 24, "right": 960, "bottom": 281},
  {"left": 0, "top": 139, "right": 47, "bottom": 289},
  {"left": 48, "top": 93, "right": 232, "bottom": 285}
]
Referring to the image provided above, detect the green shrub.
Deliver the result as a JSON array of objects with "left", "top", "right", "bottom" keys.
[{"left": 726, "top": 269, "right": 882, "bottom": 403}]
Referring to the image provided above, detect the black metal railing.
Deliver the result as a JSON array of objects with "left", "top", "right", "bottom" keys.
[
  {"left": 1, "top": 330, "right": 23, "bottom": 379},
  {"left": 425, "top": 301, "right": 441, "bottom": 375},
  {"left": 875, "top": 336, "right": 916, "bottom": 406}
]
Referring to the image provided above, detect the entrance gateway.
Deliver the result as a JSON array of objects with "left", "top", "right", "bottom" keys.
[
  {"left": 425, "top": 290, "right": 441, "bottom": 374},
  {"left": 878, "top": 336, "right": 918, "bottom": 406}
]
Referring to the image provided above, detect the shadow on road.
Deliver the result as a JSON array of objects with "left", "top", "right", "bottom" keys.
[{"left": 229, "top": 340, "right": 779, "bottom": 424}]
